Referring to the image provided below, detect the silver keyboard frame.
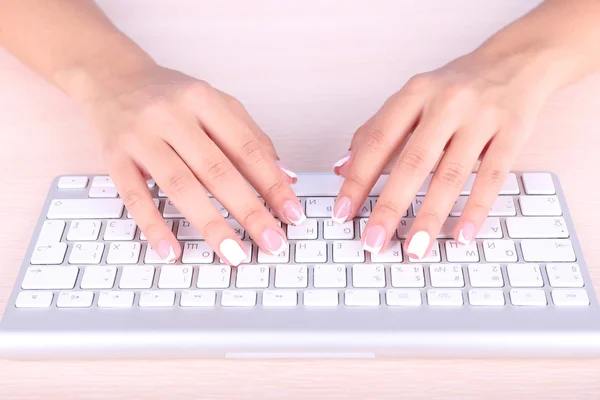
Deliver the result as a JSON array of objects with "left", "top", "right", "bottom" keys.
[{"left": 1, "top": 172, "right": 600, "bottom": 359}]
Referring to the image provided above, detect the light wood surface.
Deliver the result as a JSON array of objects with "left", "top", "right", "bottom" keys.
[{"left": 1, "top": 1, "right": 600, "bottom": 398}]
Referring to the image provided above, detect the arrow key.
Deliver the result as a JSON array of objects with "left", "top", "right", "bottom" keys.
[
  {"left": 15, "top": 291, "right": 54, "bottom": 308},
  {"left": 57, "top": 291, "right": 94, "bottom": 307}
]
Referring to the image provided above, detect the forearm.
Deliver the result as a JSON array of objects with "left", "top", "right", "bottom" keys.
[
  {"left": 0, "top": 0, "right": 156, "bottom": 103},
  {"left": 471, "top": 0, "right": 600, "bottom": 96}
]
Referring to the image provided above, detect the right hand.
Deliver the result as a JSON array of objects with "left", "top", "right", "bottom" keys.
[{"left": 78, "top": 64, "right": 303, "bottom": 266}]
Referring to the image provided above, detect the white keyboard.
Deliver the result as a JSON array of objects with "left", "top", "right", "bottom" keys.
[{"left": 1, "top": 172, "right": 599, "bottom": 359}]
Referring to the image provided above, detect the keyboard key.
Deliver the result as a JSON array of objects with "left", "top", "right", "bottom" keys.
[
  {"left": 158, "top": 265, "right": 193, "bottom": 289},
  {"left": 226, "top": 220, "right": 245, "bottom": 239},
  {"left": 391, "top": 264, "right": 424, "bottom": 288},
  {"left": 15, "top": 291, "right": 54, "bottom": 308},
  {"left": 408, "top": 241, "right": 441, "bottom": 263},
  {"left": 506, "top": 217, "right": 568, "bottom": 239},
  {"left": 412, "top": 197, "right": 424, "bottom": 216},
  {"left": 476, "top": 218, "right": 503, "bottom": 239},
  {"left": 163, "top": 200, "right": 183, "bottom": 218},
  {"left": 345, "top": 289, "right": 380, "bottom": 306},
  {"left": 359, "top": 218, "right": 369, "bottom": 236},
  {"left": 180, "top": 290, "right": 216, "bottom": 307},
  {"left": 521, "top": 239, "right": 576, "bottom": 262},
  {"left": 89, "top": 187, "right": 119, "bottom": 198},
  {"left": 333, "top": 241, "right": 365, "bottom": 263},
  {"left": 37, "top": 220, "right": 66, "bottom": 244},
  {"left": 370, "top": 241, "right": 403, "bottom": 263},
  {"left": 181, "top": 241, "right": 214, "bottom": 264},
  {"left": 57, "top": 291, "right": 94, "bottom": 308},
  {"left": 522, "top": 172, "right": 555, "bottom": 195},
  {"left": 551, "top": 289, "right": 590, "bottom": 306},
  {"left": 176, "top": 220, "right": 203, "bottom": 240},
  {"left": 295, "top": 240, "right": 327, "bottom": 263},
  {"left": 468, "top": 289, "right": 505, "bottom": 306},
  {"left": 140, "top": 219, "right": 173, "bottom": 241},
  {"left": 106, "top": 242, "right": 141, "bottom": 264},
  {"left": 210, "top": 198, "right": 229, "bottom": 217},
  {"left": 104, "top": 220, "right": 137, "bottom": 241},
  {"left": 417, "top": 173, "right": 519, "bottom": 195},
  {"left": 258, "top": 243, "right": 290, "bottom": 264},
  {"left": 468, "top": 264, "right": 503, "bottom": 287},
  {"left": 146, "top": 179, "right": 156, "bottom": 188},
  {"left": 427, "top": 290, "right": 463, "bottom": 306},
  {"left": 263, "top": 290, "right": 298, "bottom": 307},
  {"left": 547, "top": 264, "right": 584, "bottom": 288},
  {"left": 91, "top": 176, "right": 115, "bottom": 188},
  {"left": 67, "top": 220, "right": 101, "bottom": 241},
  {"left": 510, "top": 289, "right": 547, "bottom": 306},
  {"left": 275, "top": 265, "right": 308, "bottom": 288},
  {"left": 47, "top": 199, "right": 124, "bottom": 219},
  {"left": 127, "top": 199, "right": 159, "bottom": 218},
  {"left": 323, "top": 219, "right": 354, "bottom": 240},
  {"left": 287, "top": 218, "right": 318, "bottom": 240},
  {"left": 57, "top": 176, "right": 88, "bottom": 189},
  {"left": 158, "top": 188, "right": 167, "bottom": 197},
  {"left": 139, "top": 290, "right": 175, "bottom": 307},
  {"left": 22, "top": 266, "right": 78, "bottom": 290},
  {"left": 68, "top": 242, "right": 104, "bottom": 264},
  {"left": 450, "top": 195, "right": 516, "bottom": 217},
  {"left": 445, "top": 241, "right": 479, "bottom": 262},
  {"left": 483, "top": 240, "right": 518, "bottom": 262},
  {"left": 80, "top": 266, "right": 117, "bottom": 289},
  {"left": 352, "top": 264, "right": 385, "bottom": 288},
  {"left": 197, "top": 265, "right": 231, "bottom": 288},
  {"left": 98, "top": 291, "right": 134, "bottom": 308},
  {"left": 314, "top": 264, "right": 346, "bottom": 288},
  {"left": 430, "top": 264, "right": 464, "bottom": 288},
  {"left": 30, "top": 242, "right": 67, "bottom": 264},
  {"left": 519, "top": 196, "right": 562, "bottom": 216},
  {"left": 119, "top": 265, "right": 155, "bottom": 289},
  {"left": 386, "top": 289, "right": 422, "bottom": 306},
  {"left": 236, "top": 265, "right": 270, "bottom": 288},
  {"left": 356, "top": 199, "right": 372, "bottom": 217},
  {"left": 305, "top": 197, "right": 334, "bottom": 217},
  {"left": 507, "top": 264, "right": 543, "bottom": 287},
  {"left": 304, "top": 290, "right": 339, "bottom": 306},
  {"left": 221, "top": 290, "right": 256, "bottom": 307}
]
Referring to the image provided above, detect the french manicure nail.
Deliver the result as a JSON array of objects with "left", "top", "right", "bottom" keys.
[
  {"left": 407, "top": 231, "right": 430, "bottom": 259},
  {"left": 458, "top": 222, "right": 475, "bottom": 245},
  {"left": 276, "top": 160, "right": 298, "bottom": 180},
  {"left": 332, "top": 151, "right": 351, "bottom": 171},
  {"left": 282, "top": 200, "right": 306, "bottom": 225},
  {"left": 332, "top": 196, "right": 352, "bottom": 224},
  {"left": 157, "top": 240, "right": 177, "bottom": 263},
  {"left": 261, "top": 228, "right": 288, "bottom": 255},
  {"left": 363, "top": 225, "right": 386, "bottom": 254},
  {"left": 219, "top": 238, "right": 247, "bottom": 266}
]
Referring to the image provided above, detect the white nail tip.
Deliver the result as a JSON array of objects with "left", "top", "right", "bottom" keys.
[
  {"left": 220, "top": 238, "right": 247, "bottom": 266},
  {"left": 363, "top": 243, "right": 383, "bottom": 255},
  {"left": 407, "top": 231, "right": 430, "bottom": 259},
  {"left": 457, "top": 229, "right": 470, "bottom": 245},
  {"left": 164, "top": 246, "right": 177, "bottom": 264},
  {"left": 331, "top": 215, "right": 348, "bottom": 225},
  {"left": 333, "top": 154, "right": 351, "bottom": 168},
  {"left": 291, "top": 213, "right": 307, "bottom": 226},
  {"left": 271, "top": 240, "right": 288, "bottom": 256}
]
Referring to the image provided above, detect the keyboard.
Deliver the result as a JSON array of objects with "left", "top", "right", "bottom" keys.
[{"left": 1, "top": 172, "right": 600, "bottom": 359}]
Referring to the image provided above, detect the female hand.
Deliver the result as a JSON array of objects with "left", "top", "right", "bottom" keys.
[
  {"left": 332, "top": 49, "right": 556, "bottom": 258},
  {"left": 80, "top": 64, "right": 304, "bottom": 266}
]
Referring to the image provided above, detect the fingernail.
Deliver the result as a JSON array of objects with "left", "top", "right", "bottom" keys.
[
  {"left": 219, "top": 238, "right": 247, "bottom": 266},
  {"left": 458, "top": 222, "right": 475, "bottom": 245},
  {"left": 407, "top": 231, "right": 430, "bottom": 259},
  {"left": 332, "top": 151, "right": 351, "bottom": 173},
  {"left": 261, "top": 228, "right": 288, "bottom": 255},
  {"left": 363, "top": 225, "right": 386, "bottom": 254},
  {"left": 282, "top": 200, "right": 306, "bottom": 225},
  {"left": 332, "top": 196, "right": 352, "bottom": 224},
  {"left": 157, "top": 240, "right": 177, "bottom": 263},
  {"left": 276, "top": 160, "right": 297, "bottom": 181}
]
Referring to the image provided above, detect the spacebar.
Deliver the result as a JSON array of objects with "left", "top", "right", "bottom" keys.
[{"left": 47, "top": 199, "right": 124, "bottom": 219}]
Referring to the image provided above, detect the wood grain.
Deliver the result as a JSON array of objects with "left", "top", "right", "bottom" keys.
[{"left": 1, "top": 1, "right": 599, "bottom": 398}]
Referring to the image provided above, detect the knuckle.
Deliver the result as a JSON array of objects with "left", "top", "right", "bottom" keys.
[
  {"left": 200, "top": 217, "right": 228, "bottom": 241},
  {"left": 436, "top": 162, "right": 468, "bottom": 189},
  {"left": 344, "top": 172, "right": 367, "bottom": 191},
  {"left": 396, "top": 145, "right": 428, "bottom": 173},
  {"left": 404, "top": 73, "right": 433, "bottom": 94},
  {"left": 416, "top": 210, "right": 444, "bottom": 227},
  {"left": 240, "top": 139, "right": 265, "bottom": 164},
  {"left": 241, "top": 207, "right": 265, "bottom": 228},
  {"left": 364, "top": 128, "right": 387, "bottom": 153},
  {"left": 467, "top": 201, "right": 491, "bottom": 217},
  {"left": 263, "top": 178, "right": 286, "bottom": 200},
  {"left": 121, "top": 188, "right": 144, "bottom": 211},
  {"left": 166, "top": 172, "right": 193, "bottom": 197},
  {"left": 205, "top": 159, "right": 236, "bottom": 184},
  {"left": 376, "top": 199, "right": 403, "bottom": 219},
  {"left": 182, "top": 80, "right": 215, "bottom": 106},
  {"left": 479, "top": 168, "right": 505, "bottom": 188}
]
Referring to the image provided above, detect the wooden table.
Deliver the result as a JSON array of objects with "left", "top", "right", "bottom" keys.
[{"left": 1, "top": 1, "right": 600, "bottom": 398}]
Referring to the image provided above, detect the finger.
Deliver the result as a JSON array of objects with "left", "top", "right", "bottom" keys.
[
  {"left": 404, "top": 122, "right": 495, "bottom": 258},
  {"left": 181, "top": 84, "right": 305, "bottom": 226},
  {"left": 361, "top": 97, "right": 464, "bottom": 254},
  {"left": 107, "top": 155, "right": 180, "bottom": 263},
  {"left": 455, "top": 128, "right": 526, "bottom": 245},
  {"left": 333, "top": 86, "right": 428, "bottom": 225},
  {"left": 132, "top": 138, "right": 254, "bottom": 266}
]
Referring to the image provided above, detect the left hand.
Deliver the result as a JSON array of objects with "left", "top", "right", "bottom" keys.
[{"left": 332, "top": 50, "right": 554, "bottom": 258}]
